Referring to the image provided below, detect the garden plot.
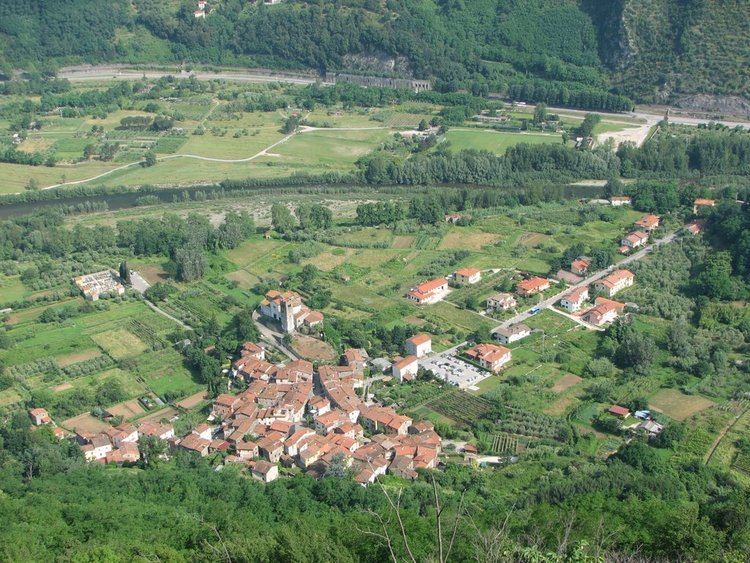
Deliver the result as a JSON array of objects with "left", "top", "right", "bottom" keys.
[
  {"left": 650, "top": 389, "right": 715, "bottom": 421},
  {"left": 91, "top": 329, "right": 149, "bottom": 359}
]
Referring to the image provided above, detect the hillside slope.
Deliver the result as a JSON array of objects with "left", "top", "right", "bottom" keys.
[
  {"left": 0, "top": 0, "right": 748, "bottom": 109},
  {"left": 584, "top": 0, "right": 750, "bottom": 106}
]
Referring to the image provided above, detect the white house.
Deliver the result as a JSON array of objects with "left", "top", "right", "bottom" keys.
[
  {"left": 492, "top": 324, "right": 531, "bottom": 345},
  {"left": 620, "top": 231, "right": 648, "bottom": 250},
  {"left": 252, "top": 460, "right": 279, "bottom": 483},
  {"left": 486, "top": 292, "right": 516, "bottom": 311},
  {"left": 559, "top": 286, "right": 589, "bottom": 313},
  {"left": 405, "top": 334, "right": 432, "bottom": 358},
  {"left": 593, "top": 270, "right": 634, "bottom": 297},
  {"left": 392, "top": 355, "right": 419, "bottom": 382},
  {"left": 406, "top": 278, "right": 449, "bottom": 305},
  {"left": 453, "top": 267, "right": 481, "bottom": 285}
]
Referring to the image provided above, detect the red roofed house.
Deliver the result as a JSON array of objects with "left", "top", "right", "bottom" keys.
[
  {"left": 693, "top": 198, "right": 715, "bottom": 215},
  {"left": 621, "top": 231, "right": 648, "bottom": 250},
  {"left": 608, "top": 405, "right": 631, "bottom": 419},
  {"left": 406, "top": 278, "right": 449, "bottom": 305},
  {"left": 516, "top": 277, "right": 550, "bottom": 297},
  {"left": 635, "top": 214, "right": 660, "bottom": 232},
  {"left": 571, "top": 258, "right": 591, "bottom": 276},
  {"left": 138, "top": 421, "right": 175, "bottom": 441},
  {"left": 559, "top": 286, "right": 589, "bottom": 313},
  {"left": 212, "top": 393, "right": 241, "bottom": 420},
  {"left": 29, "top": 407, "right": 51, "bottom": 426},
  {"left": 392, "top": 355, "right": 419, "bottom": 382},
  {"left": 593, "top": 269, "right": 634, "bottom": 297},
  {"left": 178, "top": 434, "right": 211, "bottom": 457},
  {"left": 106, "top": 442, "right": 140, "bottom": 466},
  {"left": 341, "top": 348, "right": 368, "bottom": 373},
  {"left": 582, "top": 297, "right": 624, "bottom": 326},
  {"left": 405, "top": 333, "right": 432, "bottom": 358},
  {"left": 454, "top": 267, "right": 481, "bottom": 285},
  {"left": 465, "top": 343, "right": 511, "bottom": 372},
  {"left": 235, "top": 440, "right": 259, "bottom": 460},
  {"left": 257, "top": 437, "right": 284, "bottom": 462},
  {"left": 685, "top": 220, "right": 705, "bottom": 235},
  {"left": 81, "top": 433, "right": 113, "bottom": 462}
]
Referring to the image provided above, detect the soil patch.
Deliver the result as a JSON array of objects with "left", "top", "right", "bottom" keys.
[
  {"left": 552, "top": 373, "right": 583, "bottom": 394},
  {"left": 292, "top": 335, "right": 337, "bottom": 362},
  {"left": 63, "top": 413, "right": 111, "bottom": 434},
  {"left": 56, "top": 349, "right": 102, "bottom": 367},
  {"left": 105, "top": 398, "right": 146, "bottom": 420},
  {"left": 177, "top": 390, "right": 208, "bottom": 409}
]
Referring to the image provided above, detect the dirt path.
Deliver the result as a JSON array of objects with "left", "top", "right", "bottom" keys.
[
  {"left": 33, "top": 123, "right": 385, "bottom": 193},
  {"left": 704, "top": 407, "right": 749, "bottom": 465}
]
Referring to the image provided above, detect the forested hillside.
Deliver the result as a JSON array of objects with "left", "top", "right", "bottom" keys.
[
  {"left": 0, "top": 0, "right": 748, "bottom": 108},
  {"left": 583, "top": 0, "right": 750, "bottom": 105}
]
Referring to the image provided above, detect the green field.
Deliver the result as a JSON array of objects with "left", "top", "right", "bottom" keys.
[{"left": 444, "top": 128, "right": 561, "bottom": 154}]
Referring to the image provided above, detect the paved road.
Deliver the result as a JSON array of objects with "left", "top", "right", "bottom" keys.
[
  {"left": 58, "top": 65, "right": 323, "bottom": 86},
  {"left": 251, "top": 310, "right": 298, "bottom": 361},
  {"left": 129, "top": 270, "right": 193, "bottom": 331},
  {"left": 58, "top": 64, "right": 750, "bottom": 129},
  {"left": 497, "top": 229, "right": 679, "bottom": 329}
]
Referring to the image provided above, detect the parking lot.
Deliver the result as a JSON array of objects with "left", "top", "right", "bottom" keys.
[{"left": 421, "top": 350, "right": 491, "bottom": 389}]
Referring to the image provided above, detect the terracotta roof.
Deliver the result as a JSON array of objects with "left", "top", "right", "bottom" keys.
[
  {"left": 635, "top": 214, "right": 660, "bottom": 228},
  {"left": 694, "top": 198, "right": 715, "bottom": 206},
  {"left": 564, "top": 286, "right": 588, "bottom": 303},
  {"left": 406, "top": 333, "right": 431, "bottom": 346},
  {"left": 455, "top": 267, "right": 480, "bottom": 277},
  {"left": 571, "top": 258, "right": 590, "bottom": 270},
  {"left": 609, "top": 405, "right": 630, "bottom": 416},
  {"left": 598, "top": 269, "right": 634, "bottom": 289},
  {"left": 411, "top": 278, "right": 447, "bottom": 294},
  {"left": 393, "top": 355, "right": 418, "bottom": 370},
  {"left": 466, "top": 343, "right": 510, "bottom": 364},
  {"left": 517, "top": 277, "right": 549, "bottom": 292}
]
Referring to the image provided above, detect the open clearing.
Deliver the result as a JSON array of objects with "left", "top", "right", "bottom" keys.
[
  {"left": 438, "top": 232, "right": 499, "bottom": 250},
  {"left": 444, "top": 129, "right": 560, "bottom": 154},
  {"left": 176, "top": 391, "right": 208, "bottom": 409},
  {"left": 650, "top": 389, "right": 716, "bottom": 421},
  {"left": 292, "top": 335, "right": 337, "bottom": 362},
  {"left": 105, "top": 398, "right": 146, "bottom": 420},
  {"left": 55, "top": 349, "right": 102, "bottom": 367},
  {"left": 552, "top": 373, "right": 583, "bottom": 393},
  {"left": 62, "top": 413, "right": 111, "bottom": 434},
  {"left": 91, "top": 329, "right": 148, "bottom": 359}
]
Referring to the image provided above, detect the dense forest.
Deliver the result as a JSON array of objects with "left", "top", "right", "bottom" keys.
[{"left": 0, "top": 0, "right": 747, "bottom": 107}]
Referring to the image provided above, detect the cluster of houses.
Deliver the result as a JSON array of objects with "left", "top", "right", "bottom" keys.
[
  {"left": 556, "top": 269, "right": 634, "bottom": 327},
  {"left": 406, "top": 267, "right": 483, "bottom": 305},
  {"left": 618, "top": 214, "right": 660, "bottom": 254},
  {"left": 201, "top": 340, "right": 442, "bottom": 484},
  {"left": 57, "top": 336, "right": 442, "bottom": 485},
  {"left": 49, "top": 412, "right": 175, "bottom": 465}
]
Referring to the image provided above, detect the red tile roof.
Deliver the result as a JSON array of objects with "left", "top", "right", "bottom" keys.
[{"left": 406, "top": 333, "right": 431, "bottom": 346}]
